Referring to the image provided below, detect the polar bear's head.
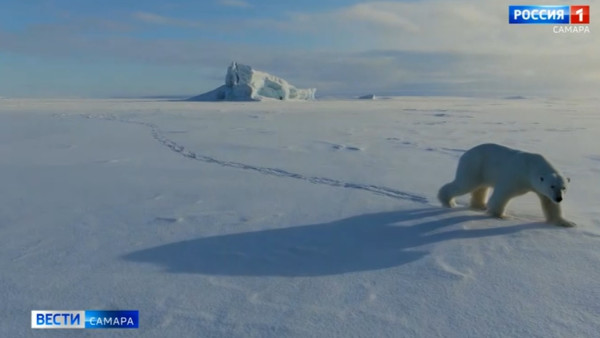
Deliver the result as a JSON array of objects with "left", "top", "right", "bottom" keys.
[{"left": 535, "top": 173, "right": 570, "bottom": 203}]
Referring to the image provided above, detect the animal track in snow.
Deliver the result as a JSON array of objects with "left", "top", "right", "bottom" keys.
[{"left": 79, "top": 114, "right": 428, "bottom": 204}]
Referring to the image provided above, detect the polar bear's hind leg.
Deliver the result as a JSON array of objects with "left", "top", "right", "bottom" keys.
[
  {"left": 438, "top": 179, "right": 480, "bottom": 208},
  {"left": 470, "top": 186, "right": 488, "bottom": 210},
  {"left": 438, "top": 183, "right": 457, "bottom": 207}
]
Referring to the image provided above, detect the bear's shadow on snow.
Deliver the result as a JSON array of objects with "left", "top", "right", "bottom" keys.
[{"left": 122, "top": 208, "right": 543, "bottom": 277}]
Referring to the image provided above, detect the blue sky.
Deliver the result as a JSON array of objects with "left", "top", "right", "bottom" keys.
[{"left": 0, "top": 0, "right": 598, "bottom": 98}]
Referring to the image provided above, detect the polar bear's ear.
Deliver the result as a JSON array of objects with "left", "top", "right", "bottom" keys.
[{"left": 540, "top": 177, "right": 544, "bottom": 182}]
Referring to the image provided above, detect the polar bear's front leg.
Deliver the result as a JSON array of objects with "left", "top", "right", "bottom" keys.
[{"left": 538, "top": 193, "right": 576, "bottom": 227}]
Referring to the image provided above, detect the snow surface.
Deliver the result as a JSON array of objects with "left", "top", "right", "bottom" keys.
[
  {"left": 1, "top": 97, "right": 600, "bottom": 337},
  {"left": 188, "top": 62, "right": 316, "bottom": 101}
]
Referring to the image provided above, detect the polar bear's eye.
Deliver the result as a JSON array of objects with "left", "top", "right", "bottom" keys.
[
  {"left": 551, "top": 185, "right": 555, "bottom": 189},
  {"left": 540, "top": 177, "right": 544, "bottom": 182}
]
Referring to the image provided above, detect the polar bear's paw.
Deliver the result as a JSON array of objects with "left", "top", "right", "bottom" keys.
[
  {"left": 487, "top": 209, "right": 506, "bottom": 219},
  {"left": 440, "top": 199, "right": 456, "bottom": 208},
  {"left": 554, "top": 218, "right": 576, "bottom": 227}
]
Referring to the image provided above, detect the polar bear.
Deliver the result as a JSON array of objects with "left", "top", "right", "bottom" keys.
[{"left": 438, "top": 143, "right": 575, "bottom": 227}]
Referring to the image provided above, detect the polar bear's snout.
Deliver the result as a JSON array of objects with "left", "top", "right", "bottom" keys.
[
  {"left": 551, "top": 189, "right": 564, "bottom": 203},
  {"left": 551, "top": 186, "right": 566, "bottom": 203}
]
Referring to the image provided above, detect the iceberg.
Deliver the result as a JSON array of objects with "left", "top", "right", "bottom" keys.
[{"left": 187, "top": 62, "right": 316, "bottom": 101}]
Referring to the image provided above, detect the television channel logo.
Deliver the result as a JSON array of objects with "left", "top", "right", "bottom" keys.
[
  {"left": 509, "top": 5, "right": 590, "bottom": 24},
  {"left": 31, "top": 310, "right": 139, "bottom": 329},
  {"left": 570, "top": 5, "right": 590, "bottom": 24}
]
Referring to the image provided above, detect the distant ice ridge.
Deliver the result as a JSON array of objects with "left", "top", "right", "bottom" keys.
[{"left": 187, "top": 62, "right": 316, "bottom": 101}]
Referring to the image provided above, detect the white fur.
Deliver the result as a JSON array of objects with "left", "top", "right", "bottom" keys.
[{"left": 438, "top": 143, "right": 575, "bottom": 227}]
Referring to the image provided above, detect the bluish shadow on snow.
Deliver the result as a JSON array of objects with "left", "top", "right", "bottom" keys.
[{"left": 122, "top": 208, "right": 541, "bottom": 277}]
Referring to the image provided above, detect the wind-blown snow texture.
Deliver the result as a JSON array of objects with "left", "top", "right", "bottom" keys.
[
  {"left": 187, "top": 62, "right": 316, "bottom": 101},
  {"left": 1, "top": 97, "right": 599, "bottom": 337}
]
